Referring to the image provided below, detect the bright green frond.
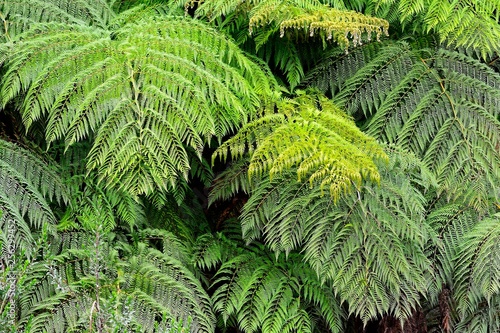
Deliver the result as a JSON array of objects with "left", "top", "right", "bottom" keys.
[
  {"left": 214, "top": 92, "right": 386, "bottom": 202},
  {"left": 0, "top": 0, "right": 115, "bottom": 41},
  {"left": 0, "top": 13, "right": 276, "bottom": 199},
  {"left": 172, "top": 0, "right": 388, "bottom": 88},
  {"left": 373, "top": 0, "right": 500, "bottom": 57}
]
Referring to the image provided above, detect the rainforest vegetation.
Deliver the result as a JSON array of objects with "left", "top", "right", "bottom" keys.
[{"left": 0, "top": 0, "right": 499, "bottom": 332}]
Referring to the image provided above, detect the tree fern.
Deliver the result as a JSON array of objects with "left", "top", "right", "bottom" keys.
[
  {"left": 212, "top": 147, "right": 436, "bottom": 324},
  {"left": 306, "top": 40, "right": 500, "bottom": 205},
  {"left": 0, "top": 11, "right": 277, "bottom": 199},
  {"left": 213, "top": 92, "right": 387, "bottom": 202}
]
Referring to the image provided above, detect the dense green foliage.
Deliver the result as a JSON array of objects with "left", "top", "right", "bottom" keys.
[{"left": 0, "top": 0, "right": 499, "bottom": 333}]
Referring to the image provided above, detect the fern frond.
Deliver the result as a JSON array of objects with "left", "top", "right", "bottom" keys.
[
  {"left": 0, "top": 140, "right": 68, "bottom": 258},
  {"left": 205, "top": 239, "right": 344, "bottom": 333},
  {"left": 372, "top": 0, "right": 500, "bottom": 57},
  {"left": 181, "top": 0, "right": 388, "bottom": 51},
  {"left": 453, "top": 215, "right": 500, "bottom": 327},
  {"left": 214, "top": 92, "right": 386, "bottom": 202},
  {"left": 171, "top": 0, "right": 388, "bottom": 87},
  {"left": 236, "top": 148, "right": 435, "bottom": 324},
  {"left": 0, "top": 13, "right": 277, "bottom": 199},
  {"left": 0, "top": 0, "right": 114, "bottom": 41},
  {"left": 18, "top": 226, "right": 215, "bottom": 333},
  {"left": 307, "top": 41, "right": 500, "bottom": 204}
]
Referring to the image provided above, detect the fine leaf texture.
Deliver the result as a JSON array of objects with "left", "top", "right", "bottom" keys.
[{"left": 0, "top": 13, "right": 277, "bottom": 199}]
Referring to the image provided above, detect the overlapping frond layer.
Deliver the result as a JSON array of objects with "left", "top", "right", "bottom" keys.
[
  {"left": 193, "top": 234, "right": 344, "bottom": 333},
  {"left": 214, "top": 148, "right": 435, "bottom": 324},
  {"left": 173, "top": 0, "right": 388, "bottom": 87},
  {"left": 214, "top": 93, "right": 386, "bottom": 201},
  {"left": 0, "top": 140, "right": 68, "bottom": 257},
  {"left": 373, "top": 0, "right": 500, "bottom": 57},
  {"left": 18, "top": 227, "right": 215, "bottom": 333},
  {"left": 0, "top": 0, "right": 114, "bottom": 41},
  {"left": 306, "top": 41, "right": 500, "bottom": 204},
  {"left": 123, "top": 245, "right": 215, "bottom": 332},
  {"left": 0, "top": 14, "right": 276, "bottom": 198},
  {"left": 453, "top": 214, "right": 500, "bottom": 333}
]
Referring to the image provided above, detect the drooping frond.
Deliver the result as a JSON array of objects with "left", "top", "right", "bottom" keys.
[
  {"left": 225, "top": 148, "right": 436, "bottom": 324},
  {"left": 213, "top": 92, "right": 387, "bottom": 202},
  {"left": 182, "top": 0, "right": 388, "bottom": 50},
  {"left": 424, "top": 201, "right": 478, "bottom": 301},
  {"left": 209, "top": 159, "right": 252, "bottom": 206},
  {"left": 0, "top": 139, "right": 68, "bottom": 258},
  {"left": 0, "top": 13, "right": 277, "bottom": 199},
  {"left": 306, "top": 40, "right": 500, "bottom": 205},
  {"left": 171, "top": 0, "right": 388, "bottom": 88},
  {"left": 372, "top": 0, "right": 500, "bottom": 57},
  {"left": 0, "top": 0, "right": 115, "bottom": 41},
  {"left": 453, "top": 214, "right": 500, "bottom": 333}
]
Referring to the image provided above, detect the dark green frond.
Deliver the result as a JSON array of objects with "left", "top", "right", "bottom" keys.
[
  {"left": 307, "top": 41, "right": 500, "bottom": 204},
  {"left": 18, "top": 226, "right": 215, "bottom": 333},
  {"left": 453, "top": 215, "right": 500, "bottom": 332},
  {"left": 236, "top": 148, "right": 435, "bottom": 324},
  {"left": 0, "top": 140, "right": 68, "bottom": 257},
  {"left": 205, "top": 240, "right": 344, "bottom": 333}
]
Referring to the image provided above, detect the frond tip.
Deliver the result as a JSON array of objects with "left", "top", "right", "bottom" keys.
[{"left": 214, "top": 92, "right": 387, "bottom": 202}]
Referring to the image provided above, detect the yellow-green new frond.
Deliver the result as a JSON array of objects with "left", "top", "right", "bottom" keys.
[
  {"left": 178, "top": 0, "right": 388, "bottom": 51},
  {"left": 0, "top": 13, "right": 277, "bottom": 199},
  {"left": 214, "top": 92, "right": 387, "bottom": 202}
]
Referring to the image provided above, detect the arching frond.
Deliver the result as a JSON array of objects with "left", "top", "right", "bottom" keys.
[
  {"left": 306, "top": 40, "right": 500, "bottom": 205},
  {"left": 0, "top": 13, "right": 277, "bottom": 199},
  {"left": 453, "top": 215, "right": 500, "bottom": 333},
  {"left": 213, "top": 92, "right": 387, "bottom": 202},
  {"left": 17, "top": 223, "right": 215, "bottom": 333},
  {"left": 171, "top": 0, "right": 388, "bottom": 88},
  {"left": 182, "top": 0, "right": 388, "bottom": 50},
  {"left": 198, "top": 236, "right": 344, "bottom": 333}
]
